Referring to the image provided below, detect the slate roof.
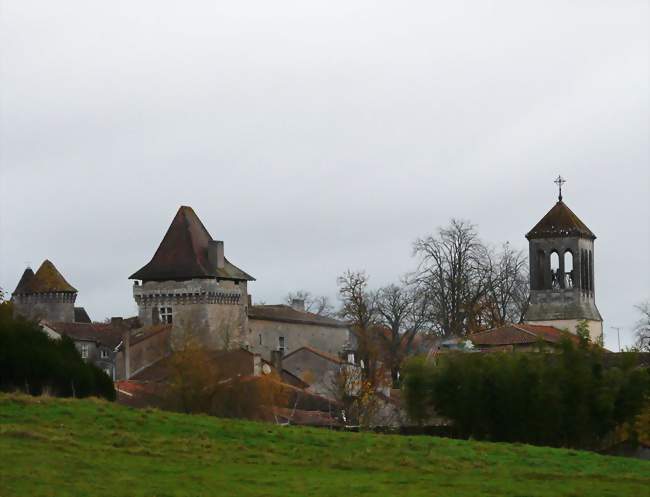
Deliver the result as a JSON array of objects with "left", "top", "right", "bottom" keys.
[
  {"left": 12, "top": 268, "right": 35, "bottom": 295},
  {"left": 13, "top": 260, "right": 77, "bottom": 294},
  {"left": 248, "top": 305, "right": 348, "bottom": 328},
  {"left": 74, "top": 307, "right": 92, "bottom": 323},
  {"left": 469, "top": 323, "right": 578, "bottom": 347},
  {"left": 130, "top": 206, "right": 254, "bottom": 282},
  {"left": 526, "top": 201, "right": 595, "bottom": 240}
]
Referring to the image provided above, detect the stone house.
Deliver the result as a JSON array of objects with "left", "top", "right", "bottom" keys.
[
  {"left": 40, "top": 321, "right": 124, "bottom": 379},
  {"left": 247, "top": 300, "right": 352, "bottom": 362},
  {"left": 280, "top": 345, "right": 354, "bottom": 398}
]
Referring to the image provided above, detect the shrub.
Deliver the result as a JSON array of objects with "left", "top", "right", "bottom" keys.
[
  {"left": 402, "top": 340, "right": 650, "bottom": 449},
  {"left": 0, "top": 302, "right": 115, "bottom": 400}
]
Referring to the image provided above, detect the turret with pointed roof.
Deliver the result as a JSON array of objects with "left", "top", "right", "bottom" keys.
[
  {"left": 129, "top": 206, "right": 253, "bottom": 350},
  {"left": 130, "top": 206, "right": 254, "bottom": 282},
  {"left": 11, "top": 260, "right": 78, "bottom": 323},
  {"left": 523, "top": 188, "right": 602, "bottom": 343}
]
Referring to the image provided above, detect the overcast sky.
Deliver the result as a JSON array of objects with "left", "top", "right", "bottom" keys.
[{"left": 1, "top": 2, "right": 648, "bottom": 349}]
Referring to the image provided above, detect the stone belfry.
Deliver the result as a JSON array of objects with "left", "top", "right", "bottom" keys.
[{"left": 523, "top": 176, "right": 603, "bottom": 342}]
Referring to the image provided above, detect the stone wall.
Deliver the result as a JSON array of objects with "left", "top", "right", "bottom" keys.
[
  {"left": 12, "top": 292, "right": 76, "bottom": 323},
  {"left": 133, "top": 279, "right": 248, "bottom": 350},
  {"left": 248, "top": 318, "right": 350, "bottom": 362}
]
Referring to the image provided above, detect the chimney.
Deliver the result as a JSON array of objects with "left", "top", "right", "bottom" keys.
[
  {"left": 270, "top": 350, "right": 283, "bottom": 372},
  {"left": 208, "top": 240, "right": 225, "bottom": 269},
  {"left": 290, "top": 298, "right": 305, "bottom": 312},
  {"left": 111, "top": 317, "right": 124, "bottom": 329}
]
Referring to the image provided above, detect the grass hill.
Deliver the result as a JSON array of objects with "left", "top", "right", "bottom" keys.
[{"left": 0, "top": 394, "right": 648, "bottom": 497}]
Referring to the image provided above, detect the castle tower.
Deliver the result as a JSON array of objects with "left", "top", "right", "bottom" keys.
[
  {"left": 11, "top": 260, "right": 78, "bottom": 323},
  {"left": 523, "top": 177, "right": 603, "bottom": 343},
  {"left": 129, "top": 206, "right": 255, "bottom": 350}
]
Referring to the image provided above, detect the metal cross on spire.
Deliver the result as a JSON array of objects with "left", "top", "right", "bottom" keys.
[{"left": 554, "top": 175, "right": 566, "bottom": 201}]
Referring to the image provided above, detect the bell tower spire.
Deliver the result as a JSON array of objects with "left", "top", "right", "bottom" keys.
[{"left": 523, "top": 181, "right": 603, "bottom": 343}]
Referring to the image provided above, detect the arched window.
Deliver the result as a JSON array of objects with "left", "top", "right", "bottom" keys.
[
  {"left": 564, "top": 250, "right": 574, "bottom": 288},
  {"left": 581, "top": 250, "right": 587, "bottom": 291},
  {"left": 550, "top": 251, "right": 560, "bottom": 290}
]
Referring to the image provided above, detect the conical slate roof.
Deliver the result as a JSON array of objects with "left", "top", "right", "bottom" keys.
[
  {"left": 526, "top": 201, "right": 595, "bottom": 240},
  {"left": 17, "top": 260, "right": 77, "bottom": 294},
  {"left": 12, "top": 267, "right": 35, "bottom": 295},
  {"left": 129, "top": 206, "right": 254, "bottom": 282}
]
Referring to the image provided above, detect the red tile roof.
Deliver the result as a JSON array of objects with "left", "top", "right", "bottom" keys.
[
  {"left": 470, "top": 323, "right": 578, "bottom": 347},
  {"left": 526, "top": 201, "right": 595, "bottom": 240},
  {"left": 130, "top": 206, "right": 254, "bottom": 282}
]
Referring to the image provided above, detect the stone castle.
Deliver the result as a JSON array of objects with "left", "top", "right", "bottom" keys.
[{"left": 9, "top": 187, "right": 604, "bottom": 372}]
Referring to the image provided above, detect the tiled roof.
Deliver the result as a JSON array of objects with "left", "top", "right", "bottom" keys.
[
  {"left": 44, "top": 322, "right": 123, "bottom": 348},
  {"left": 283, "top": 345, "right": 345, "bottom": 364},
  {"left": 526, "top": 201, "right": 595, "bottom": 240},
  {"left": 248, "top": 305, "right": 348, "bottom": 328},
  {"left": 130, "top": 206, "right": 254, "bottom": 282},
  {"left": 15, "top": 260, "right": 77, "bottom": 294},
  {"left": 470, "top": 324, "right": 578, "bottom": 347}
]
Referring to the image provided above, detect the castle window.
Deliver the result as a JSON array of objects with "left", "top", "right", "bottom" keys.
[
  {"left": 278, "top": 336, "right": 286, "bottom": 352},
  {"left": 160, "top": 307, "right": 173, "bottom": 324},
  {"left": 259, "top": 334, "right": 262, "bottom": 345},
  {"left": 100, "top": 349, "right": 109, "bottom": 359},
  {"left": 80, "top": 343, "right": 89, "bottom": 359}
]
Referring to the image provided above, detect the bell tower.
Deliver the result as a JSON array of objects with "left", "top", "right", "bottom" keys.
[{"left": 524, "top": 176, "right": 603, "bottom": 343}]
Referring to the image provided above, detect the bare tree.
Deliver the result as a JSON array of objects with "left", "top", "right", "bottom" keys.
[
  {"left": 481, "top": 243, "right": 529, "bottom": 328},
  {"left": 413, "top": 219, "right": 491, "bottom": 337},
  {"left": 285, "top": 290, "right": 336, "bottom": 317},
  {"left": 337, "top": 270, "right": 381, "bottom": 382},
  {"left": 375, "top": 282, "right": 428, "bottom": 386},
  {"left": 635, "top": 301, "right": 650, "bottom": 352}
]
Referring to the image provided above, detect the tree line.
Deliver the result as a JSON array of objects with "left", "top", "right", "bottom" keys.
[
  {"left": 402, "top": 339, "right": 650, "bottom": 449},
  {"left": 0, "top": 299, "right": 115, "bottom": 400}
]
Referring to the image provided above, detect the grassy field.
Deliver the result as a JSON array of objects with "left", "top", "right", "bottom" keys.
[{"left": 0, "top": 394, "right": 648, "bottom": 497}]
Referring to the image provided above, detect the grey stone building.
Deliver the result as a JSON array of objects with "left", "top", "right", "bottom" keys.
[
  {"left": 129, "top": 206, "right": 254, "bottom": 350},
  {"left": 523, "top": 190, "right": 603, "bottom": 342},
  {"left": 129, "top": 206, "right": 353, "bottom": 360},
  {"left": 11, "top": 260, "right": 78, "bottom": 323},
  {"left": 248, "top": 300, "right": 352, "bottom": 362}
]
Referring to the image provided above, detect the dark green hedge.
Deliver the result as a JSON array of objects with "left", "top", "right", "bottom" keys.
[
  {"left": 0, "top": 303, "right": 115, "bottom": 401},
  {"left": 403, "top": 341, "right": 650, "bottom": 449}
]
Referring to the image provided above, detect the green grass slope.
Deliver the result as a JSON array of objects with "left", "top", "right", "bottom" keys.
[{"left": 0, "top": 394, "right": 648, "bottom": 497}]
